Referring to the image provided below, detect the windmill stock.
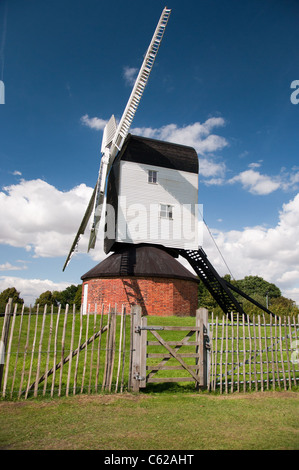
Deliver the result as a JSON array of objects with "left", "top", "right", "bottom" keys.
[
  {"left": 63, "top": 7, "right": 275, "bottom": 318},
  {"left": 63, "top": 6, "right": 172, "bottom": 272}
]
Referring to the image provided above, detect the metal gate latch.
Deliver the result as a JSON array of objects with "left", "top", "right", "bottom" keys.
[
  {"left": 204, "top": 335, "right": 211, "bottom": 350},
  {"left": 134, "top": 373, "right": 145, "bottom": 381},
  {"left": 135, "top": 326, "right": 164, "bottom": 333}
]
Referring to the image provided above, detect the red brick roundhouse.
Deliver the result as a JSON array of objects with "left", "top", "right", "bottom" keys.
[{"left": 81, "top": 245, "right": 199, "bottom": 316}]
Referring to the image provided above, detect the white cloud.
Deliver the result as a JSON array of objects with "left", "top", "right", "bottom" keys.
[
  {"left": 228, "top": 169, "right": 281, "bottom": 195},
  {"left": 228, "top": 164, "right": 299, "bottom": 196},
  {"left": 0, "top": 276, "right": 72, "bottom": 306},
  {"left": 201, "top": 177, "right": 225, "bottom": 186},
  {"left": 0, "top": 262, "right": 27, "bottom": 271},
  {"left": 0, "top": 178, "right": 107, "bottom": 305},
  {"left": 199, "top": 192, "right": 299, "bottom": 304},
  {"left": 238, "top": 151, "right": 249, "bottom": 159},
  {"left": 132, "top": 117, "right": 228, "bottom": 156},
  {"left": 248, "top": 162, "right": 261, "bottom": 169},
  {"left": 283, "top": 287, "right": 299, "bottom": 304},
  {"left": 288, "top": 170, "right": 299, "bottom": 188},
  {"left": 0, "top": 179, "right": 94, "bottom": 258},
  {"left": 198, "top": 159, "right": 226, "bottom": 178},
  {"left": 277, "top": 270, "right": 299, "bottom": 285},
  {"left": 123, "top": 66, "right": 138, "bottom": 86},
  {"left": 80, "top": 114, "right": 107, "bottom": 131}
]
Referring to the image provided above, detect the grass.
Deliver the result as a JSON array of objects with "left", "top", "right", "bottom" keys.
[{"left": 0, "top": 390, "right": 298, "bottom": 450}]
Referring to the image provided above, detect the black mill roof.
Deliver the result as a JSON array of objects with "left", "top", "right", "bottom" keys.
[
  {"left": 117, "top": 134, "right": 199, "bottom": 174},
  {"left": 81, "top": 245, "right": 199, "bottom": 283}
]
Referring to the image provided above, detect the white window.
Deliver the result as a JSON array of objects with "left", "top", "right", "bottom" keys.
[
  {"left": 160, "top": 204, "right": 173, "bottom": 219},
  {"left": 148, "top": 170, "right": 158, "bottom": 184}
]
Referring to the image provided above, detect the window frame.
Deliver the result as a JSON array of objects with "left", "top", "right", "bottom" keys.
[
  {"left": 148, "top": 169, "right": 158, "bottom": 184},
  {"left": 159, "top": 203, "right": 173, "bottom": 220}
]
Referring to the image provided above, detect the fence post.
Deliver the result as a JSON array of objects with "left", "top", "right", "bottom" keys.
[
  {"left": 197, "top": 307, "right": 209, "bottom": 390},
  {"left": 129, "top": 305, "right": 142, "bottom": 392},
  {"left": 0, "top": 299, "right": 13, "bottom": 393},
  {"left": 140, "top": 315, "right": 147, "bottom": 389}
]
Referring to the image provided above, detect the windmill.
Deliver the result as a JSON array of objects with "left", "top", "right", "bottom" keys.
[
  {"left": 64, "top": 7, "right": 274, "bottom": 318},
  {"left": 63, "top": 7, "right": 172, "bottom": 271}
]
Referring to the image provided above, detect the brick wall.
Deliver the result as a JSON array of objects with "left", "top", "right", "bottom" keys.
[{"left": 81, "top": 276, "right": 198, "bottom": 316}]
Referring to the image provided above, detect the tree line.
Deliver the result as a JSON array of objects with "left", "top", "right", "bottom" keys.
[
  {"left": 198, "top": 274, "right": 299, "bottom": 317},
  {"left": 0, "top": 275, "right": 298, "bottom": 317},
  {"left": 0, "top": 285, "right": 82, "bottom": 312}
]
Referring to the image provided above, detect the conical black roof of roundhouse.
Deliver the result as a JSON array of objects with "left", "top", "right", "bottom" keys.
[{"left": 81, "top": 245, "right": 199, "bottom": 283}]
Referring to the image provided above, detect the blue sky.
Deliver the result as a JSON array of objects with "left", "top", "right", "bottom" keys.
[{"left": 0, "top": 0, "right": 299, "bottom": 305}]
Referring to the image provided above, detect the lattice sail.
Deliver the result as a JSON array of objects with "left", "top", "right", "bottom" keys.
[{"left": 109, "top": 7, "right": 171, "bottom": 160}]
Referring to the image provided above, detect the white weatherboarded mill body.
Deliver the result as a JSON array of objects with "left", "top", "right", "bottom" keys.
[{"left": 104, "top": 134, "right": 199, "bottom": 254}]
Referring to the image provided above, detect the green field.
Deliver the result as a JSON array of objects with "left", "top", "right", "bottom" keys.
[{"left": 0, "top": 390, "right": 298, "bottom": 450}]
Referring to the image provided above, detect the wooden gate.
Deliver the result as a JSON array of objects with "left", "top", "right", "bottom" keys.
[{"left": 129, "top": 306, "right": 210, "bottom": 391}]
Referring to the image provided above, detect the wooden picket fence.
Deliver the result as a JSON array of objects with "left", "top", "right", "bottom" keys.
[
  {"left": 0, "top": 300, "right": 298, "bottom": 399},
  {"left": 208, "top": 313, "right": 299, "bottom": 393},
  {"left": 0, "top": 300, "right": 132, "bottom": 399}
]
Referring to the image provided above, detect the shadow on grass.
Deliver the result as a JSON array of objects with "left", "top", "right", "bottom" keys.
[{"left": 141, "top": 382, "right": 201, "bottom": 394}]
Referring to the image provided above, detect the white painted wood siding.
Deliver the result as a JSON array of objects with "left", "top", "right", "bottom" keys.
[{"left": 116, "top": 161, "right": 199, "bottom": 250}]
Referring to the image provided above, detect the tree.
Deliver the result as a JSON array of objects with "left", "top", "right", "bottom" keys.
[
  {"left": 35, "top": 290, "right": 56, "bottom": 308},
  {"left": 74, "top": 285, "right": 82, "bottom": 309},
  {"left": 34, "top": 284, "right": 82, "bottom": 308},
  {"left": 198, "top": 274, "right": 297, "bottom": 317},
  {"left": 269, "top": 296, "right": 299, "bottom": 316},
  {"left": 235, "top": 276, "right": 281, "bottom": 300},
  {"left": 0, "top": 287, "right": 24, "bottom": 312},
  {"left": 55, "top": 285, "right": 81, "bottom": 308}
]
